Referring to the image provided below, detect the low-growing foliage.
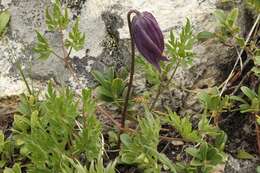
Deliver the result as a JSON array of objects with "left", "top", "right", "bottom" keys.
[
  {"left": 166, "top": 19, "right": 196, "bottom": 66},
  {"left": 0, "top": 131, "right": 14, "bottom": 169},
  {"left": 10, "top": 83, "right": 104, "bottom": 172},
  {"left": 61, "top": 155, "right": 117, "bottom": 173},
  {"left": 34, "top": 0, "right": 85, "bottom": 71},
  {"left": 165, "top": 111, "right": 201, "bottom": 143},
  {"left": 185, "top": 143, "right": 227, "bottom": 173},
  {"left": 92, "top": 68, "right": 126, "bottom": 106},
  {"left": 120, "top": 111, "right": 176, "bottom": 173}
]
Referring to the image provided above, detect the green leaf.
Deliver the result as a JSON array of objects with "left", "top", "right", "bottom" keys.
[
  {"left": 74, "top": 113, "right": 102, "bottom": 160},
  {"left": 227, "top": 8, "right": 238, "bottom": 26},
  {"left": 185, "top": 147, "right": 199, "bottom": 158},
  {"left": 197, "top": 31, "right": 214, "bottom": 41},
  {"left": 241, "top": 86, "right": 257, "bottom": 100},
  {"left": 186, "top": 143, "right": 227, "bottom": 172},
  {"left": 82, "top": 88, "right": 95, "bottom": 115},
  {"left": 257, "top": 166, "right": 260, "bottom": 173},
  {"left": 215, "top": 131, "right": 227, "bottom": 150},
  {"left": 247, "top": 0, "right": 260, "bottom": 12},
  {"left": 96, "top": 86, "right": 113, "bottom": 99},
  {"left": 33, "top": 31, "right": 52, "bottom": 60},
  {"left": 65, "top": 18, "right": 85, "bottom": 51},
  {"left": 166, "top": 18, "right": 196, "bottom": 66},
  {"left": 214, "top": 10, "right": 226, "bottom": 24},
  {"left": 0, "top": 11, "right": 11, "bottom": 36},
  {"left": 0, "top": 130, "right": 4, "bottom": 153},
  {"left": 4, "top": 163, "right": 21, "bottom": 173},
  {"left": 236, "top": 150, "right": 255, "bottom": 160},
  {"left": 120, "top": 134, "right": 131, "bottom": 147},
  {"left": 136, "top": 56, "right": 160, "bottom": 85},
  {"left": 255, "top": 56, "right": 260, "bottom": 66},
  {"left": 252, "top": 67, "right": 260, "bottom": 76},
  {"left": 235, "top": 36, "right": 245, "bottom": 47},
  {"left": 45, "top": 0, "right": 69, "bottom": 31},
  {"left": 230, "top": 95, "right": 247, "bottom": 104},
  {"left": 119, "top": 112, "right": 164, "bottom": 171},
  {"left": 198, "top": 115, "right": 220, "bottom": 137},
  {"left": 166, "top": 111, "right": 201, "bottom": 142},
  {"left": 111, "top": 78, "right": 125, "bottom": 98},
  {"left": 92, "top": 70, "right": 111, "bottom": 89}
]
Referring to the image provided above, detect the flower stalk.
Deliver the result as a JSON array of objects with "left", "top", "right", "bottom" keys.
[
  {"left": 121, "top": 9, "right": 166, "bottom": 128},
  {"left": 121, "top": 10, "right": 140, "bottom": 130}
]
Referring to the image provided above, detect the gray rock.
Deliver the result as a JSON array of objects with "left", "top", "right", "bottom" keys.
[
  {"left": 225, "top": 155, "right": 258, "bottom": 173},
  {"left": 0, "top": 0, "right": 220, "bottom": 96}
]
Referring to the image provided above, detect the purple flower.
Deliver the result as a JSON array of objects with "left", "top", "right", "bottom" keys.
[{"left": 131, "top": 11, "right": 168, "bottom": 71}]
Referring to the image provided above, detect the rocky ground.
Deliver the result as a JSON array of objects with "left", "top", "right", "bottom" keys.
[{"left": 0, "top": 0, "right": 259, "bottom": 172}]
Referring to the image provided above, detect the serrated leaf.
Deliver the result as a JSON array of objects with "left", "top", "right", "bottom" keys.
[
  {"left": 167, "top": 111, "right": 201, "bottom": 142},
  {"left": 65, "top": 18, "right": 85, "bottom": 51},
  {"left": 166, "top": 19, "right": 195, "bottom": 66},
  {"left": 45, "top": 0, "right": 69, "bottom": 31},
  {"left": 33, "top": 31, "right": 52, "bottom": 60}
]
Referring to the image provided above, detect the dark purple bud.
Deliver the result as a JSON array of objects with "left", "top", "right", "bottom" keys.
[{"left": 131, "top": 11, "right": 167, "bottom": 71}]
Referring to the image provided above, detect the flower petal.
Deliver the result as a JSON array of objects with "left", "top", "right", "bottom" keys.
[
  {"left": 131, "top": 11, "right": 166, "bottom": 71},
  {"left": 142, "top": 11, "right": 164, "bottom": 52},
  {"left": 132, "top": 18, "right": 162, "bottom": 69}
]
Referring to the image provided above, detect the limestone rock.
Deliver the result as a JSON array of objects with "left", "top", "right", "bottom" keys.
[{"left": 0, "top": 0, "right": 219, "bottom": 96}]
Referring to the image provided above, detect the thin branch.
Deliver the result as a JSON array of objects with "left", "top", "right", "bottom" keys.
[
  {"left": 220, "top": 14, "right": 260, "bottom": 96},
  {"left": 231, "top": 70, "right": 252, "bottom": 95},
  {"left": 150, "top": 60, "right": 180, "bottom": 110},
  {"left": 51, "top": 50, "right": 65, "bottom": 61},
  {"left": 97, "top": 106, "right": 135, "bottom": 133},
  {"left": 159, "top": 135, "right": 184, "bottom": 142}
]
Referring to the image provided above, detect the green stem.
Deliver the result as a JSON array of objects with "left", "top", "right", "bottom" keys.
[
  {"left": 17, "top": 62, "right": 32, "bottom": 95},
  {"left": 150, "top": 60, "right": 180, "bottom": 110}
]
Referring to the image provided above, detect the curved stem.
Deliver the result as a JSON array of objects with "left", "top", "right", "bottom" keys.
[{"left": 121, "top": 10, "right": 140, "bottom": 129}]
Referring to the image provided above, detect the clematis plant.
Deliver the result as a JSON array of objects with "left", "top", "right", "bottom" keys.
[{"left": 121, "top": 10, "right": 166, "bottom": 129}]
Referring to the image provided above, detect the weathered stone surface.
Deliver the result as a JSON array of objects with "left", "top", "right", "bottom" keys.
[
  {"left": 0, "top": 0, "right": 219, "bottom": 96},
  {"left": 225, "top": 155, "right": 258, "bottom": 173}
]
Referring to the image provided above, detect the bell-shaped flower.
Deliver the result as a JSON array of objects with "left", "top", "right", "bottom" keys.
[{"left": 131, "top": 11, "right": 168, "bottom": 71}]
